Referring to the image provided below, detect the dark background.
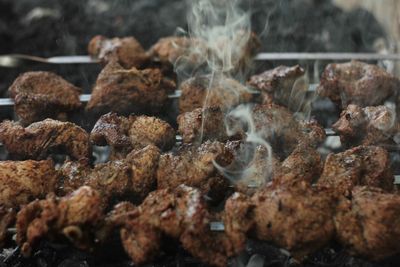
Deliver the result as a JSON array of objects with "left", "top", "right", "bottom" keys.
[{"left": 0, "top": 0, "right": 386, "bottom": 95}]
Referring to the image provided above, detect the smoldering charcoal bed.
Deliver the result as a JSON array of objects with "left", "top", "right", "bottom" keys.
[{"left": 1, "top": 1, "right": 400, "bottom": 267}]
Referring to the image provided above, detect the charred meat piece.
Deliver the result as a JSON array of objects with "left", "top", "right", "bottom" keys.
[
  {"left": 0, "top": 207, "right": 15, "bottom": 248},
  {"left": 60, "top": 145, "right": 160, "bottom": 201},
  {"left": 88, "top": 35, "right": 149, "bottom": 68},
  {"left": 248, "top": 65, "right": 305, "bottom": 107},
  {"left": 224, "top": 182, "right": 337, "bottom": 260},
  {"left": 0, "top": 159, "right": 58, "bottom": 209},
  {"left": 179, "top": 75, "right": 252, "bottom": 113},
  {"left": 177, "top": 107, "right": 235, "bottom": 144},
  {"left": 317, "top": 145, "right": 394, "bottom": 196},
  {"left": 8, "top": 71, "right": 81, "bottom": 125},
  {"left": 332, "top": 104, "right": 400, "bottom": 147},
  {"left": 156, "top": 141, "right": 233, "bottom": 201},
  {"left": 120, "top": 186, "right": 234, "bottom": 267},
  {"left": 0, "top": 119, "right": 90, "bottom": 160},
  {"left": 91, "top": 112, "right": 175, "bottom": 159},
  {"left": 317, "top": 61, "right": 400, "bottom": 108},
  {"left": 86, "top": 61, "right": 175, "bottom": 116},
  {"left": 334, "top": 186, "right": 400, "bottom": 260},
  {"left": 242, "top": 104, "right": 325, "bottom": 159},
  {"left": 16, "top": 186, "right": 104, "bottom": 256}
]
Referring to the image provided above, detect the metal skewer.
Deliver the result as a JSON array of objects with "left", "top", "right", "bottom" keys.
[{"left": 1, "top": 53, "right": 400, "bottom": 67}]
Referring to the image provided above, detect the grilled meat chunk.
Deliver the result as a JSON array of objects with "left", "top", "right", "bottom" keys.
[
  {"left": 334, "top": 186, "right": 400, "bottom": 260},
  {"left": 86, "top": 61, "right": 175, "bottom": 116},
  {"left": 8, "top": 71, "right": 81, "bottom": 125},
  {"left": 332, "top": 104, "right": 400, "bottom": 147},
  {"left": 156, "top": 141, "right": 233, "bottom": 200},
  {"left": 317, "top": 61, "right": 400, "bottom": 108},
  {"left": 60, "top": 145, "right": 160, "bottom": 201},
  {"left": 224, "top": 182, "right": 337, "bottom": 260},
  {"left": 0, "top": 207, "right": 15, "bottom": 247},
  {"left": 0, "top": 119, "right": 90, "bottom": 160},
  {"left": 91, "top": 112, "right": 175, "bottom": 159},
  {"left": 0, "top": 159, "right": 58, "bottom": 209},
  {"left": 248, "top": 65, "right": 305, "bottom": 107},
  {"left": 317, "top": 145, "right": 394, "bottom": 196},
  {"left": 16, "top": 186, "right": 104, "bottom": 257},
  {"left": 120, "top": 186, "right": 234, "bottom": 267},
  {"left": 88, "top": 35, "right": 149, "bottom": 68},
  {"left": 179, "top": 75, "right": 252, "bottom": 113},
  {"left": 177, "top": 107, "right": 234, "bottom": 144}
]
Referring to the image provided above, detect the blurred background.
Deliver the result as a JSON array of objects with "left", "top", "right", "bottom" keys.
[{"left": 0, "top": 0, "right": 399, "bottom": 95}]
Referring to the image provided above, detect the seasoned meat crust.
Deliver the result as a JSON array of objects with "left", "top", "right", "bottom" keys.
[
  {"left": 8, "top": 71, "right": 81, "bottom": 125},
  {"left": 0, "top": 159, "right": 58, "bottom": 209},
  {"left": 224, "top": 181, "right": 337, "bottom": 260},
  {"left": 179, "top": 75, "right": 252, "bottom": 113},
  {"left": 156, "top": 141, "right": 233, "bottom": 200},
  {"left": 91, "top": 112, "right": 175, "bottom": 159},
  {"left": 60, "top": 145, "right": 160, "bottom": 201},
  {"left": 248, "top": 65, "right": 305, "bottom": 107},
  {"left": 88, "top": 35, "right": 149, "bottom": 68},
  {"left": 317, "top": 145, "right": 394, "bottom": 196},
  {"left": 332, "top": 104, "right": 400, "bottom": 147},
  {"left": 120, "top": 186, "right": 234, "bottom": 267},
  {"left": 0, "top": 119, "right": 91, "bottom": 160},
  {"left": 86, "top": 61, "right": 175, "bottom": 116},
  {"left": 317, "top": 61, "right": 400, "bottom": 108},
  {"left": 16, "top": 186, "right": 104, "bottom": 257},
  {"left": 334, "top": 186, "right": 400, "bottom": 260}
]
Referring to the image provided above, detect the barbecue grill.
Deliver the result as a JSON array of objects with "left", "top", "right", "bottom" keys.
[{"left": 1, "top": 1, "right": 400, "bottom": 267}]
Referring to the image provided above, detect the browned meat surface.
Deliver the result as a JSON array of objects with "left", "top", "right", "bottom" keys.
[
  {"left": 245, "top": 104, "right": 325, "bottom": 159},
  {"left": 86, "top": 61, "right": 175, "bottom": 116},
  {"left": 317, "top": 145, "right": 394, "bottom": 196},
  {"left": 91, "top": 112, "right": 175, "bottom": 159},
  {"left": 88, "top": 35, "right": 149, "bottom": 68},
  {"left": 317, "top": 61, "right": 400, "bottom": 108},
  {"left": 0, "top": 119, "right": 90, "bottom": 160},
  {"left": 8, "top": 71, "right": 81, "bottom": 125},
  {"left": 0, "top": 207, "right": 15, "bottom": 247},
  {"left": 156, "top": 141, "right": 233, "bottom": 200},
  {"left": 177, "top": 107, "right": 234, "bottom": 144},
  {"left": 179, "top": 75, "right": 252, "bottom": 113},
  {"left": 0, "top": 160, "right": 58, "bottom": 209},
  {"left": 120, "top": 186, "right": 234, "bottom": 267},
  {"left": 16, "top": 186, "right": 104, "bottom": 257},
  {"left": 332, "top": 104, "right": 400, "bottom": 147},
  {"left": 224, "top": 181, "right": 337, "bottom": 261},
  {"left": 248, "top": 65, "right": 305, "bottom": 107},
  {"left": 60, "top": 145, "right": 160, "bottom": 201},
  {"left": 334, "top": 186, "right": 400, "bottom": 260}
]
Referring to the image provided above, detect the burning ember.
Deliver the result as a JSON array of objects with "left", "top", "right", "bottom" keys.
[{"left": 1, "top": 0, "right": 400, "bottom": 267}]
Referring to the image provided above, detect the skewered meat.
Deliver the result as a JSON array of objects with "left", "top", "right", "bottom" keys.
[
  {"left": 91, "top": 112, "right": 175, "bottom": 159},
  {"left": 120, "top": 185, "right": 234, "bottom": 267},
  {"left": 177, "top": 107, "right": 234, "bottom": 144},
  {"left": 224, "top": 181, "right": 337, "bottom": 261},
  {"left": 317, "top": 61, "right": 400, "bottom": 108},
  {"left": 156, "top": 141, "right": 233, "bottom": 201},
  {"left": 8, "top": 71, "right": 81, "bottom": 125},
  {"left": 332, "top": 104, "right": 400, "bottom": 147},
  {"left": 0, "top": 119, "right": 90, "bottom": 160},
  {"left": 0, "top": 207, "right": 15, "bottom": 247},
  {"left": 179, "top": 74, "right": 253, "bottom": 113},
  {"left": 248, "top": 65, "right": 305, "bottom": 107},
  {"left": 60, "top": 145, "right": 160, "bottom": 201},
  {"left": 88, "top": 35, "right": 149, "bottom": 68},
  {"left": 0, "top": 159, "right": 58, "bottom": 209},
  {"left": 334, "top": 186, "right": 400, "bottom": 260},
  {"left": 317, "top": 145, "right": 394, "bottom": 196},
  {"left": 86, "top": 61, "right": 175, "bottom": 116},
  {"left": 242, "top": 104, "right": 325, "bottom": 159},
  {"left": 16, "top": 186, "right": 104, "bottom": 257}
]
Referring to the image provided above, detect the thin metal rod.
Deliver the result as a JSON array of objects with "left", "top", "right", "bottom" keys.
[{"left": 255, "top": 52, "right": 400, "bottom": 61}]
